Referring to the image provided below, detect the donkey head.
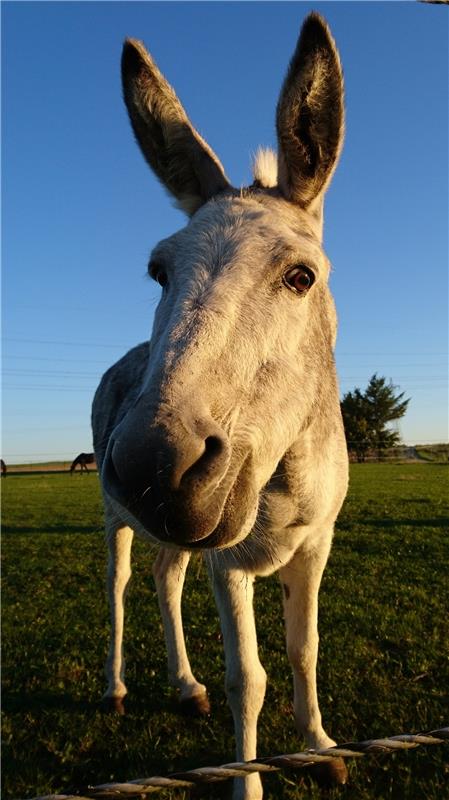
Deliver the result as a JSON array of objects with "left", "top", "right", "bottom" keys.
[{"left": 103, "top": 13, "right": 344, "bottom": 549}]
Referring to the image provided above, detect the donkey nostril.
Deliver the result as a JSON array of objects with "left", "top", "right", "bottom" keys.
[
  {"left": 180, "top": 432, "right": 229, "bottom": 488},
  {"left": 204, "top": 435, "right": 225, "bottom": 458},
  {"left": 197, "top": 434, "right": 227, "bottom": 472}
]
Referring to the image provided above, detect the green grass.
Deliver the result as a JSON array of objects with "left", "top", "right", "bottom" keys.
[{"left": 2, "top": 465, "right": 448, "bottom": 799}]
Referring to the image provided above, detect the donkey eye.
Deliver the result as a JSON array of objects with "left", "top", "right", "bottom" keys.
[{"left": 282, "top": 265, "right": 315, "bottom": 295}]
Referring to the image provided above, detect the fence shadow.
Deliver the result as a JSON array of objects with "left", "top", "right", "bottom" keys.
[
  {"left": 2, "top": 525, "right": 101, "bottom": 535},
  {"left": 2, "top": 690, "right": 97, "bottom": 714},
  {"left": 363, "top": 517, "right": 448, "bottom": 529},
  {"left": 1, "top": 687, "right": 213, "bottom": 719}
]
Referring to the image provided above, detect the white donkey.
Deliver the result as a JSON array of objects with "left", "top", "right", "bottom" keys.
[{"left": 92, "top": 13, "right": 349, "bottom": 799}]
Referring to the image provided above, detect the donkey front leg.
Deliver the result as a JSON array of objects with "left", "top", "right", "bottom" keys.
[
  {"left": 279, "top": 530, "right": 348, "bottom": 785},
  {"left": 210, "top": 567, "right": 266, "bottom": 800},
  {"left": 153, "top": 547, "right": 210, "bottom": 715},
  {"left": 104, "top": 524, "right": 134, "bottom": 713}
]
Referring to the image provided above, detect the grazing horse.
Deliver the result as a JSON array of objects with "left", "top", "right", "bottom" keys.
[
  {"left": 70, "top": 452, "right": 95, "bottom": 474},
  {"left": 92, "top": 13, "right": 348, "bottom": 799},
  {"left": 1, "top": 459, "right": 6, "bottom": 477}
]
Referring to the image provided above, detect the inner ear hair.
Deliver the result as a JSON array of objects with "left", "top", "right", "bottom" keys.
[
  {"left": 276, "top": 12, "right": 345, "bottom": 209},
  {"left": 122, "top": 38, "right": 230, "bottom": 215}
]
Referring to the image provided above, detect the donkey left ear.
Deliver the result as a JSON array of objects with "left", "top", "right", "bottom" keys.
[
  {"left": 276, "top": 13, "right": 345, "bottom": 211},
  {"left": 122, "top": 38, "right": 230, "bottom": 215}
]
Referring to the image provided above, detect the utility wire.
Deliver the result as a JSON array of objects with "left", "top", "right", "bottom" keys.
[{"left": 3, "top": 337, "right": 447, "bottom": 356}]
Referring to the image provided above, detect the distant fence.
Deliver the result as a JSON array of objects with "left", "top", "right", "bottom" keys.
[
  {"left": 347, "top": 445, "right": 449, "bottom": 463},
  {"left": 2, "top": 462, "right": 98, "bottom": 474}
]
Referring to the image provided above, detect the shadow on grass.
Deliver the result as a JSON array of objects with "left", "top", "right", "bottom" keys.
[
  {"left": 2, "top": 525, "right": 101, "bottom": 535},
  {"left": 2, "top": 689, "right": 199, "bottom": 718},
  {"left": 2, "top": 691, "right": 98, "bottom": 714},
  {"left": 337, "top": 515, "right": 448, "bottom": 534},
  {"left": 362, "top": 517, "right": 448, "bottom": 529},
  {"left": 5, "top": 470, "right": 70, "bottom": 477}
]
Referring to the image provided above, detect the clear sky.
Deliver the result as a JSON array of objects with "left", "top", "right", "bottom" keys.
[{"left": 2, "top": 1, "right": 448, "bottom": 464}]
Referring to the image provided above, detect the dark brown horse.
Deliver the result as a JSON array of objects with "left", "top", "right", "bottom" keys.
[
  {"left": 70, "top": 452, "right": 95, "bottom": 474},
  {"left": 1, "top": 459, "right": 6, "bottom": 477}
]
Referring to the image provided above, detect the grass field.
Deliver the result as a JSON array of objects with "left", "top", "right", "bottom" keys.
[{"left": 2, "top": 464, "right": 448, "bottom": 800}]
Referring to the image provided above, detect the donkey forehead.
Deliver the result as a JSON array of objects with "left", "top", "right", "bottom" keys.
[{"left": 151, "top": 194, "right": 327, "bottom": 275}]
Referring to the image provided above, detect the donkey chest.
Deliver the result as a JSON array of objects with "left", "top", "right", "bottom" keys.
[
  {"left": 254, "top": 461, "right": 346, "bottom": 573},
  {"left": 217, "top": 476, "right": 339, "bottom": 577}
]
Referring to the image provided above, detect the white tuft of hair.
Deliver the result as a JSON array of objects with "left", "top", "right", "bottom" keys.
[{"left": 252, "top": 147, "right": 278, "bottom": 188}]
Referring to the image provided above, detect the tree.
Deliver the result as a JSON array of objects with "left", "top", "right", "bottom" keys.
[
  {"left": 340, "top": 388, "right": 372, "bottom": 463},
  {"left": 341, "top": 374, "right": 410, "bottom": 462}
]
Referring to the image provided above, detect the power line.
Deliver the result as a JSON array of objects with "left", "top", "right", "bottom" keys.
[
  {"left": 5, "top": 425, "right": 89, "bottom": 433},
  {"left": 4, "top": 352, "right": 448, "bottom": 366},
  {"left": 336, "top": 351, "right": 448, "bottom": 356},
  {"left": 2, "top": 436, "right": 447, "bottom": 447},
  {"left": 2, "top": 450, "right": 89, "bottom": 455},
  {"left": 3, "top": 382, "right": 448, "bottom": 392},
  {"left": 3, "top": 384, "right": 97, "bottom": 392},
  {"left": 3, "top": 337, "right": 447, "bottom": 356},
  {"left": 340, "top": 377, "right": 447, "bottom": 382},
  {"left": 3, "top": 367, "right": 447, "bottom": 380},
  {"left": 2, "top": 356, "right": 112, "bottom": 364},
  {"left": 3, "top": 370, "right": 100, "bottom": 377},
  {"left": 3, "top": 337, "right": 135, "bottom": 348}
]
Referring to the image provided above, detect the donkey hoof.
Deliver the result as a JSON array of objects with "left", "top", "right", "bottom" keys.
[
  {"left": 309, "top": 757, "right": 348, "bottom": 787},
  {"left": 179, "top": 692, "right": 211, "bottom": 717},
  {"left": 102, "top": 696, "right": 126, "bottom": 715}
]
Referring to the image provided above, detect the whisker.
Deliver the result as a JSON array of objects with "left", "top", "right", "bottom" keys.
[
  {"left": 164, "top": 514, "right": 172, "bottom": 539},
  {"left": 140, "top": 484, "right": 153, "bottom": 501},
  {"left": 156, "top": 462, "right": 172, "bottom": 477}
]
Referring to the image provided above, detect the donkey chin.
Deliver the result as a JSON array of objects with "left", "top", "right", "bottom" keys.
[{"left": 102, "top": 445, "right": 259, "bottom": 551}]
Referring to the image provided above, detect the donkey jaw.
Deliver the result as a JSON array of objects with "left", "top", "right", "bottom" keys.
[{"left": 102, "top": 446, "right": 258, "bottom": 550}]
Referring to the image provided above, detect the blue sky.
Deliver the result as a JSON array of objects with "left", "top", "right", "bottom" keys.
[{"left": 2, "top": 1, "right": 448, "bottom": 464}]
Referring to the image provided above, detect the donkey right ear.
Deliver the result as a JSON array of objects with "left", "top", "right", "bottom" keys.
[
  {"left": 122, "top": 39, "right": 230, "bottom": 215},
  {"left": 276, "top": 13, "right": 345, "bottom": 212}
]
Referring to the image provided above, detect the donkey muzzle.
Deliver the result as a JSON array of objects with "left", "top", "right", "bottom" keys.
[{"left": 102, "top": 410, "right": 243, "bottom": 546}]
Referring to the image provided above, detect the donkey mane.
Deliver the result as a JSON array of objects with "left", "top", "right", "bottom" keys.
[{"left": 252, "top": 147, "right": 278, "bottom": 189}]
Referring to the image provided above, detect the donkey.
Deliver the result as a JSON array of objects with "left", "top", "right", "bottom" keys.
[
  {"left": 70, "top": 452, "right": 95, "bottom": 474},
  {"left": 92, "top": 13, "right": 348, "bottom": 799}
]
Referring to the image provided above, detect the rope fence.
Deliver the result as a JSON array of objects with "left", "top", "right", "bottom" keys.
[{"left": 25, "top": 727, "right": 448, "bottom": 799}]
